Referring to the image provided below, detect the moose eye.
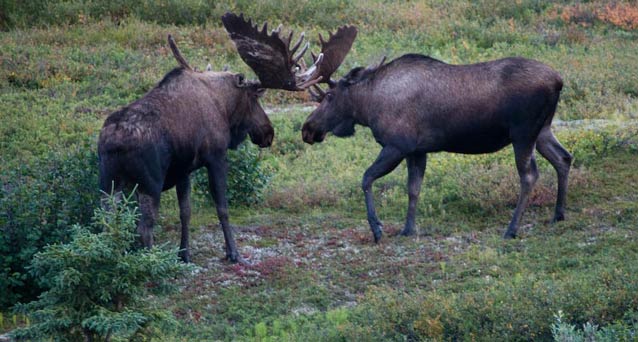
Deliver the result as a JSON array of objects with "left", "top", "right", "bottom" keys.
[{"left": 325, "top": 92, "right": 334, "bottom": 101}]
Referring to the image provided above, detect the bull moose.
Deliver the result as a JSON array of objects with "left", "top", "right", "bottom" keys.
[
  {"left": 98, "top": 18, "right": 323, "bottom": 263},
  {"left": 297, "top": 32, "right": 572, "bottom": 242}
]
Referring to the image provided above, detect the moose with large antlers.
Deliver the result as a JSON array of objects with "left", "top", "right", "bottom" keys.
[
  {"left": 292, "top": 21, "right": 571, "bottom": 242},
  {"left": 98, "top": 14, "right": 323, "bottom": 263},
  {"left": 99, "top": 11, "right": 572, "bottom": 264}
]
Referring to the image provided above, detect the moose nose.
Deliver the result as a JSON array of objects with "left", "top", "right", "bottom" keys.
[
  {"left": 259, "top": 125, "right": 274, "bottom": 148},
  {"left": 302, "top": 123, "right": 314, "bottom": 144}
]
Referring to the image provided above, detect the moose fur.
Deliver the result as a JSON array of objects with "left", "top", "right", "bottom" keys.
[
  {"left": 302, "top": 54, "right": 572, "bottom": 242},
  {"left": 98, "top": 53, "right": 273, "bottom": 263}
]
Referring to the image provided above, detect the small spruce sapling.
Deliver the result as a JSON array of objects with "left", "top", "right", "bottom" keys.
[{"left": 12, "top": 191, "right": 194, "bottom": 342}]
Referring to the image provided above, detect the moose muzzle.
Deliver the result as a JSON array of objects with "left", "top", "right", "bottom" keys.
[
  {"left": 250, "top": 124, "right": 274, "bottom": 148},
  {"left": 301, "top": 122, "right": 327, "bottom": 145}
]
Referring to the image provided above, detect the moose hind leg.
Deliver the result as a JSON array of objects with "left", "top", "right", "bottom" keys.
[
  {"left": 402, "top": 152, "right": 427, "bottom": 237},
  {"left": 362, "top": 146, "right": 405, "bottom": 243},
  {"left": 536, "top": 128, "right": 572, "bottom": 222},
  {"left": 176, "top": 177, "right": 192, "bottom": 263},
  {"left": 504, "top": 143, "right": 539, "bottom": 239},
  {"left": 137, "top": 192, "right": 160, "bottom": 248}
]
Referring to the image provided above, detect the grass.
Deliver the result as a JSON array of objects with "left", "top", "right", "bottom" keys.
[
  {"left": 151, "top": 111, "right": 638, "bottom": 340},
  {"left": 1, "top": 0, "right": 638, "bottom": 340}
]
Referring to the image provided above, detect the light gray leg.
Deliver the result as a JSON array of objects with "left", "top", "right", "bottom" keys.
[
  {"left": 536, "top": 128, "right": 573, "bottom": 222},
  {"left": 504, "top": 143, "right": 539, "bottom": 239},
  {"left": 401, "top": 152, "right": 427, "bottom": 236},
  {"left": 176, "top": 177, "right": 191, "bottom": 263}
]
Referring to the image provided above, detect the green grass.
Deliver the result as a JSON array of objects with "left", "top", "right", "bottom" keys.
[{"left": 2, "top": 0, "right": 638, "bottom": 340}]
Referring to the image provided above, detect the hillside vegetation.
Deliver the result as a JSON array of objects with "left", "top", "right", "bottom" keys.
[{"left": 1, "top": 1, "right": 637, "bottom": 340}]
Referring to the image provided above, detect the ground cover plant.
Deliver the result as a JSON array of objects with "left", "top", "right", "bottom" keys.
[{"left": 1, "top": 1, "right": 637, "bottom": 340}]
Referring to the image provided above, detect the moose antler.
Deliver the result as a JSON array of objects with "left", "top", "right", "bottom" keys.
[
  {"left": 311, "top": 25, "right": 358, "bottom": 87},
  {"left": 168, "top": 34, "right": 193, "bottom": 71},
  {"left": 221, "top": 12, "right": 323, "bottom": 90},
  {"left": 306, "top": 25, "right": 358, "bottom": 101}
]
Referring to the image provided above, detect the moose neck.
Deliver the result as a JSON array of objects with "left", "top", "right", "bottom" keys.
[
  {"left": 348, "top": 81, "right": 378, "bottom": 128},
  {"left": 196, "top": 72, "right": 249, "bottom": 128}
]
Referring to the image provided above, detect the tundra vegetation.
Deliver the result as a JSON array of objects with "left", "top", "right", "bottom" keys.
[{"left": 1, "top": 1, "right": 638, "bottom": 341}]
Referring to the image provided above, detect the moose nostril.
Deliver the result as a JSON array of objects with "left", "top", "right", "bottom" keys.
[{"left": 302, "top": 129, "right": 314, "bottom": 144}]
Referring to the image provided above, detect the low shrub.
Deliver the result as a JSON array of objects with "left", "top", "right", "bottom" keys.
[
  {"left": 0, "top": 137, "right": 99, "bottom": 309},
  {"left": 1, "top": 137, "right": 271, "bottom": 309},
  {"left": 552, "top": 310, "right": 638, "bottom": 342},
  {"left": 11, "top": 192, "right": 193, "bottom": 341}
]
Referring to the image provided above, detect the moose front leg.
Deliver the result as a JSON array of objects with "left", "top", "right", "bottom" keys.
[
  {"left": 402, "top": 152, "right": 427, "bottom": 236},
  {"left": 206, "top": 156, "right": 243, "bottom": 263},
  {"left": 362, "top": 146, "right": 405, "bottom": 243},
  {"left": 176, "top": 177, "right": 192, "bottom": 263},
  {"left": 137, "top": 192, "right": 160, "bottom": 248}
]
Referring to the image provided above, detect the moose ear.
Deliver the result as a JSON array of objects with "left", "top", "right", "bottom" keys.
[{"left": 234, "top": 73, "right": 246, "bottom": 87}]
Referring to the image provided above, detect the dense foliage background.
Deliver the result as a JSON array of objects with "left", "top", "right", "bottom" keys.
[{"left": 1, "top": 0, "right": 637, "bottom": 340}]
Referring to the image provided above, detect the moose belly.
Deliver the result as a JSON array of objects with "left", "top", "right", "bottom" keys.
[
  {"left": 433, "top": 127, "right": 511, "bottom": 154},
  {"left": 161, "top": 153, "right": 200, "bottom": 191}
]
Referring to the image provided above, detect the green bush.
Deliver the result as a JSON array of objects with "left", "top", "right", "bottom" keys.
[
  {"left": 552, "top": 310, "right": 638, "bottom": 342},
  {"left": 0, "top": 137, "right": 271, "bottom": 309},
  {"left": 192, "top": 142, "right": 272, "bottom": 207},
  {"left": 11, "top": 192, "right": 193, "bottom": 341},
  {"left": 0, "top": 138, "right": 100, "bottom": 309}
]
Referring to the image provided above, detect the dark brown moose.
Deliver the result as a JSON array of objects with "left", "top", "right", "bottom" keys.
[
  {"left": 98, "top": 21, "right": 322, "bottom": 263},
  {"left": 300, "top": 34, "right": 572, "bottom": 242}
]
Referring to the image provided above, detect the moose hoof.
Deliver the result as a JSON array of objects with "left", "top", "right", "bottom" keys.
[
  {"left": 178, "top": 250, "right": 191, "bottom": 263},
  {"left": 551, "top": 214, "right": 565, "bottom": 224},
  {"left": 226, "top": 252, "right": 250, "bottom": 266},
  {"left": 372, "top": 227, "right": 383, "bottom": 243},
  {"left": 399, "top": 228, "right": 415, "bottom": 237},
  {"left": 503, "top": 231, "right": 517, "bottom": 239}
]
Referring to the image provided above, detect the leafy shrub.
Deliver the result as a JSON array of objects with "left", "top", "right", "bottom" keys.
[
  {"left": 1, "top": 138, "right": 271, "bottom": 309},
  {"left": 0, "top": 0, "right": 216, "bottom": 29},
  {"left": 192, "top": 142, "right": 272, "bottom": 207},
  {"left": 11, "top": 192, "right": 193, "bottom": 341},
  {"left": 552, "top": 310, "right": 638, "bottom": 342},
  {"left": 0, "top": 137, "right": 100, "bottom": 309},
  {"left": 554, "top": 2, "right": 638, "bottom": 31}
]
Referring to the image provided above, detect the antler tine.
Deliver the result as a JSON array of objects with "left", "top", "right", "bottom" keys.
[
  {"left": 295, "top": 53, "right": 324, "bottom": 89},
  {"left": 308, "top": 87, "right": 319, "bottom": 99},
  {"left": 293, "top": 42, "right": 309, "bottom": 65},
  {"left": 307, "top": 83, "right": 326, "bottom": 102},
  {"left": 290, "top": 31, "right": 305, "bottom": 55},
  {"left": 272, "top": 24, "right": 283, "bottom": 35},
  {"left": 285, "top": 31, "right": 294, "bottom": 48},
  {"left": 312, "top": 84, "right": 326, "bottom": 97}
]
